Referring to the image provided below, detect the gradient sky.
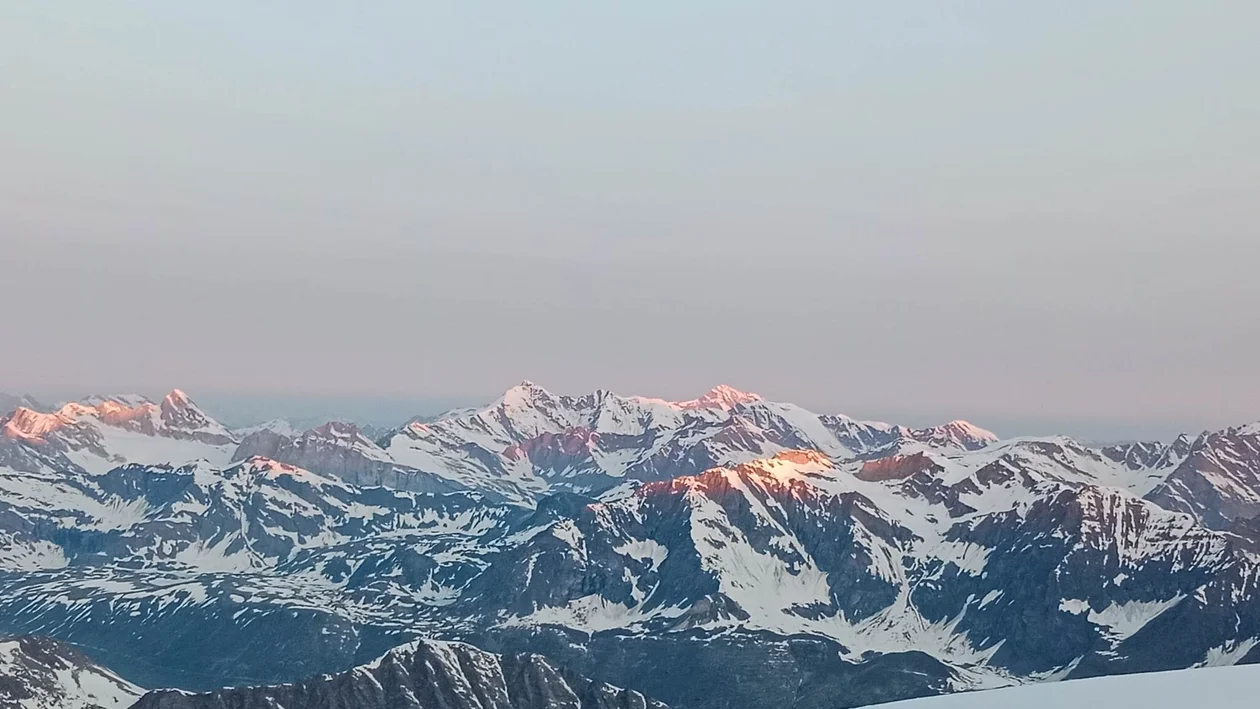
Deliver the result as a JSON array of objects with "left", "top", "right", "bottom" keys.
[{"left": 2, "top": 2, "right": 1258, "bottom": 438}]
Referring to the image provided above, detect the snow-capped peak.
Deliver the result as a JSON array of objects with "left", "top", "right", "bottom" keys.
[
  {"left": 498, "top": 380, "right": 555, "bottom": 407},
  {"left": 1, "top": 407, "right": 74, "bottom": 442},
  {"left": 674, "top": 384, "right": 763, "bottom": 410},
  {"left": 938, "top": 419, "right": 998, "bottom": 443},
  {"left": 0, "top": 389, "right": 237, "bottom": 450},
  {"left": 304, "top": 421, "right": 393, "bottom": 461},
  {"left": 157, "top": 389, "right": 235, "bottom": 444},
  {"left": 164, "top": 388, "right": 192, "bottom": 407},
  {"left": 909, "top": 419, "right": 999, "bottom": 450}
]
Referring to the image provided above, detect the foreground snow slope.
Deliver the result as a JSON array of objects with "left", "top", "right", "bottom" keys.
[{"left": 882, "top": 665, "right": 1260, "bottom": 708}]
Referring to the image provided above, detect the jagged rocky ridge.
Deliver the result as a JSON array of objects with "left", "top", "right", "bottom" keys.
[
  {"left": 131, "top": 638, "right": 667, "bottom": 709},
  {"left": 0, "top": 635, "right": 141, "bottom": 709},
  {"left": 0, "top": 384, "right": 1000, "bottom": 506},
  {"left": 0, "top": 384, "right": 1259, "bottom": 709},
  {"left": 236, "top": 381, "right": 1000, "bottom": 505}
]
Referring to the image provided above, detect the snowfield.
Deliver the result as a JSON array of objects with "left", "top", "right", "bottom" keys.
[{"left": 882, "top": 665, "right": 1260, "bottom": 708}]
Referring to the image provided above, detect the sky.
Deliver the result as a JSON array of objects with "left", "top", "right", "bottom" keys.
[{"left": 2, "top": 2, "right": 1258, "bottom": 439}]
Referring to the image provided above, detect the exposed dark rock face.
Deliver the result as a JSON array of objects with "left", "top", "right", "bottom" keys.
[
  {"left": 130, "top": 639, "right": 668, "bottom": 709},
  {"left": 914, "top": 484, "right": 1246, "bottom": 676},
  {"left": 1102, "top": 435, "right": 1193, "bottom": 471},
  {"left": 0, "top": 635, "right": 140, "bottom": 708}
]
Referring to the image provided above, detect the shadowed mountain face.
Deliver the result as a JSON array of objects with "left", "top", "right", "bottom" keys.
[
  {"left": 0, "top": 635, "right": 141, "bottom": 709},
  {"left": 1, "top": 384, "right": 1259, "bottom": 709},
  {"left": 131, "top": 639, "right": 668, "bottom": 709}
]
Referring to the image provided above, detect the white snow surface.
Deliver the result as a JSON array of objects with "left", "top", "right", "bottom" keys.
[
  {"left": 67, "top": 426, "right": 235, "bottom": 472},
  {"left": 880, "top": 665, "right": 1260, "bottom": 709}
]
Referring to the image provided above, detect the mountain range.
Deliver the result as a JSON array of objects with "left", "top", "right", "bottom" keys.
[
  {"left": 0, "top": 383, "right": 1258, "bottom": 708},
  {"left": 0, "top": 634, "right": 663, "bottom": 709}
]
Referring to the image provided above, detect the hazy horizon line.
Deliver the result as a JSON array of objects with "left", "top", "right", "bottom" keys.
[{"left": 3, "top": 383, "right": 1249, "bottom": 444}]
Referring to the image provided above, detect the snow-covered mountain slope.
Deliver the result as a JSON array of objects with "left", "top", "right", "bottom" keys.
[
  {"left": 462, "top": 450, "right": 1260, "bottom": 674},
  {"left": 4, "top": 437, "right": 1257, "bottom": 707},
  {"left": 0, "top": 390, "right": 236, "bottom": 475},
  {"left": 0, "top": 636, "right": 142, "bottom": 709},
  {"left": 0, "top": 455, "right": 520, "bottom": 573},
  {"left": 0, "top": 454, "right": 531, "bottom": 688},
  {"left": 130, "top": 638, "right": 668, "bottom": 709},
  {"left": 1146, "top": 424, "right": 1260, "bottom": 549},
  {"left": 881, "top": 664, "right": 1260, "bottom": 709}
]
